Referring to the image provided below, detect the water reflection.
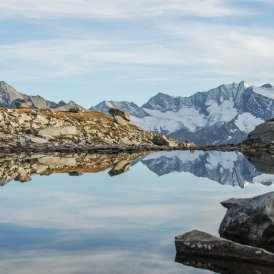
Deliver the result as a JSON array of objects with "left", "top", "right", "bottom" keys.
[
  {"left": 0, "top": 152, "right": 147, "bottom": 186},
  {"left": 141, "top": 151, "right": 274, "bottom": 187},
  {"left": 175, "top": 254, "right": 274, "bottom": 274},
  {"left": 1, "top": 151, "right": 274, "bottom": 188},
  {"left": 0, "top": 150, "right": 274, "bottom": 274}
]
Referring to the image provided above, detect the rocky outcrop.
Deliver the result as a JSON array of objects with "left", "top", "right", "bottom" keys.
[
  {"left": 0, "top": 108, "right": 191, "bottom": 153},
  {"left": 0, "top": 81, "right": 84, "bottom": 110},
  {"left": 175, "top": 230, "right": 274, "bottom": 266},
  {"left": 109, "top": 108, "right": 131, "bottom": 121},
  {"left": 14, "top": 99, "right": 33, "bottom": 109},
  {"left": 219, "top": 192, "right": 274, "bottom": 251},
  {"left": 238, "top": 119, "right": 274, "bottom": 154}
]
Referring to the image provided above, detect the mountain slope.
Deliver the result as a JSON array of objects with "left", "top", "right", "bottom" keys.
[
  {"left": 0, "top": 81, "right": 83, "bottom": 110},
  {"left": 91, "top": 81, "right": 274, "bottom": 146}
]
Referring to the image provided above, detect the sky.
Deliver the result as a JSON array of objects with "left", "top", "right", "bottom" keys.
[{"left": 0, "top": 0, "right": 274, "bottom": 108}]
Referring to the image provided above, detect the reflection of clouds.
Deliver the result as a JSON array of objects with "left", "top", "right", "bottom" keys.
[{"left": 0, "top": 249, "right": 196, "bottom": 274}]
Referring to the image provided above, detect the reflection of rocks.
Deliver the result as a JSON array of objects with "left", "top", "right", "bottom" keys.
[
  {"left": 219, "top": 192, "right": 274, "bottom": 252},
  {"left": 175, "top": 230, "right": 274, "bottom": 266},
  {"left": 141, "top": 151, "right": 274, "bottom": 187},
  {"left": 175, "top": 254, "right": 274, "bottom": 274},
  {"left": 108, "top": 160, "right": 131, "bottom": 176},
  {"left": 0, "top": 152, "right": 147, "bottom": 186},
  {"left": 14, "top": 174, "right": 32, "bottom": 183}
]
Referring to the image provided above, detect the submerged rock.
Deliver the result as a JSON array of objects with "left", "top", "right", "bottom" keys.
[
  {"left": 175, "top": 230, "right": 274, "bottom": 266},
  {"left": 219, "top": 192, "right": 274, "bottom": 251}
]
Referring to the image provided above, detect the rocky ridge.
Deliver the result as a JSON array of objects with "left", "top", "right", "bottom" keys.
[
  {"left": 0, "top": 108, "right": 195, "bottom": 153},
  {"left": 175, "top": 192, "right": 274, "bottom": 269},
  {"left": 0, "top": 81, "right": 82, "bottom": 110}
]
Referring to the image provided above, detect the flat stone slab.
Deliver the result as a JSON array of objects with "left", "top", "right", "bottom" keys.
[
  {"left": 175, "top": 230, "right": 274, "bottom": 266},
  {"left": 38, "top": 126, "right": 78, "bottom": 137}
]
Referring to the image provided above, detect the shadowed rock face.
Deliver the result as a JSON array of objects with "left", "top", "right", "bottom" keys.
[
  {"left": 175, "top": 230, "right": 274, "bottom": 267},
  {"left": 219, "top": 192, "right": 274, "bottom": 252},
  {"left": 0, "top": 152, "right": 147, "bottom": 186},
  {"left": 248, "top": 154, "right": 274, "bottom": 174}
]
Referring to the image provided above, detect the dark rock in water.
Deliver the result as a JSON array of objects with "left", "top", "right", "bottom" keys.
[
  {"left": 14, "top": 99, "right": 33, "bottom": 109},
  {"left": 108, "top": 160, "right": 131, "bottom": 176},
  {"left": 108, "top": 108, "right": 131, "bottom": 121},
  {"left": 175, "top": 230, "right": 274, "bottom": 266},
  {"left": 175, "top": 254, "right": 274, "bottom": 274},
  {"left": 219, "top": 192, "right": 274, "bottom": 252}
]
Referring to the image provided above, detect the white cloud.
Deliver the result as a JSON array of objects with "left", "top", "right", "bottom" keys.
[
  {"left": 0, "top": 0, "right": 249, "bottom": 19},
  {"left": 1, "top": 21, "right": 274, "bottom": 83}
]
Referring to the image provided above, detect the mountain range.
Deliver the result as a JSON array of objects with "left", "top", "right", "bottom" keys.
[
  {"left": 1, "top": 80, "right": 274, "bottom": 146},
  {"left": 0, "top": 81, "right": 82, "bottom": 110},
  {"left": 91, "top": 81, "right": 274, "bottom": 146}
]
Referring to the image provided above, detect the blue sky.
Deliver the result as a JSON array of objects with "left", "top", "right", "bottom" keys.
[{"left": 0, "top": 0, "right": 274, "bottom": 107}]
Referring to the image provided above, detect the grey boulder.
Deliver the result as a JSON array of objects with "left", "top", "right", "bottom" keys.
[
  {"left": 108, "top": 108, "right": 131, "bottom": 121},
  {"left": 219, "top": 192, "right": 274, "bottom": 251},
  {"left": 14, "top": 99, "right": 33, "bottom": 109},
  {"left": 175, "top": 230, "right": 274, "bottom": 266}
]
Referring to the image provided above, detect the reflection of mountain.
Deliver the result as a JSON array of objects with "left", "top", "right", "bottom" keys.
[{"left": 141, "top": 151, "right": 274, "bottom": 188}]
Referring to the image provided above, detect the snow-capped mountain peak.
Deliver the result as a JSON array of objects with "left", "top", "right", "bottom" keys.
[{"left": 91, "top": 81, "right": 274, "bottom": 146}]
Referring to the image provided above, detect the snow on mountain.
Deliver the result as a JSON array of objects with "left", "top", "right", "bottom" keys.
[
  {"left": 91, "top": 81, "right": 274, "bottom": 146},
  {"left": 253, "top": 84, "right": 274, "bottom": 100},
  {"left": 140, "top": 150, "right": 274, "bottom": 188}
]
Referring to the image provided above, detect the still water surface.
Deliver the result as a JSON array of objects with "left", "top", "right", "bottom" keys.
[{"left": 0, "top": 150, "right": 273, "bottom": 274}]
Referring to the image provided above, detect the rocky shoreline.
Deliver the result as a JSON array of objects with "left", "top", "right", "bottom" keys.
[
  {"left": 175, "top": 192, "right": 274, "bottom": 269},
  {"left": 0, "top": 107, "right": 196, "bottom": 154}
]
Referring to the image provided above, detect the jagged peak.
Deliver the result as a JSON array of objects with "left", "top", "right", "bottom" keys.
[
  {"left": 261, "top": 83, "right": 273, "bottom": 88},
  {"left": 56, "top": 100, "right": 66, "bottom": 106}
]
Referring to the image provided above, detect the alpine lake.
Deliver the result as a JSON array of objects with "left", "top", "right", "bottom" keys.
[{"left": 0, "top": 150, "right": 274, "bottom": 274}]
